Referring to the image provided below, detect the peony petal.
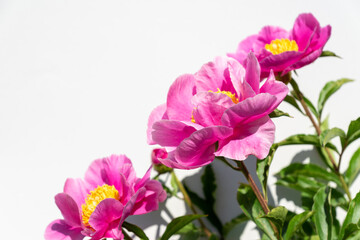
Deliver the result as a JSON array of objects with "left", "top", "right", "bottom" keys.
[
  {"left": 55, "top": 193, "right": 82, "bottom": 228},
  {"left": 221, "top": 93, "right": 277, "bottom": 128},
  {"left": 259, "top": 50, "right": 303, "bottom": 73},
  {"left": 152, "top": 120, "right": 197, "bottom": 147},
  {"left": 260, "top": 71, "right": 288, "bottom": 104},
  {"left": 88, "top": 198, "right": 124, "bottom": 240},
  {"left": 216, "top": 117, "right": 275, "bottom": 160},
  {"left": 192, "top": 91, "right": 235, "bottom": 126},
  {"left": 84, "top": 155, "right": 136, "bottom": 194},
  {"left": 291, "top": 13, "right": 321, "bottom": 51},
  {"left": 132, "top": 180, "right": 166, "bottom": 215},
  {"left": 227, "top": 35, "right": 259, "bottom": 64},
  {"left": 257, "top": 26, "right": 289, "bottom": 45},
  {"left": 166, "top": 74, "right": 196, "bottom": 121},
  {"left": 63, "top": 178, "right": 89, "bottom": 209},
  {"left": 174, "top": 126, "right": 233, "bottom": 167},
  {"left": 45, "top": 219, "right": 84, "bottom": 240},
  {"left": 155, "top": 150, "right": 196, "bottom": 169},
  {"left": 147, "top": 104, "right": 168, "bottom": 144},
  {"left": 243, "top": 52, "right": 260, "bottom": 94},
  {"left": 195, "top": 56, "right": 236, "bottom": 94}
]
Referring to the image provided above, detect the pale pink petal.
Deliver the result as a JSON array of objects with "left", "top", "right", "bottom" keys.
[
  {"left": 147, "top": 104, "right": 168, "bottom": 144},
  {"left": 88, "top": 198, "right": 124, "bottom": 240},
  {"left": 221, "top": 93, "right": 277, "bottom": 128},
  {"left": 166, "top": 74, "right": 196, "bottom": 121},
  {"left": 152, "top": 120, "right": 197, "bottom": 147},
  {"left": 257, "top": 26, "right": 289, "bottom": 44},
  {"left": 216, "top": 117, "right": 275, "bottom": 160},
  {"left": 227, "top": 35, "right": 259, "bottom": 64},
  {"left": 260, "top": 71, "right": 288, "bottom": 104},
  {"left": 195, "top": 56, "right": 236, "bottom": 94},
  {"left": 192, "top": 92, "right": 235, "bottom": 126},
  {"left": 243, "top": 52, "right": 260, "bottom": 93},
  {"left": 174, "top": 126, "right": 233, "bottom": 168},
  {"left": 45, "top": 219, "right": 84, "bottom": 240},
  {"left": 227, "top": 58, "right": 255, "bottom": 100},
  {"left": 84, "top": 155, "right": 136, "bottom": 193},
  {"left": 155, "top": 150, "right": 195, "bottom": 169},
  {"left": 55, "top": 193, "right": 81, "bottom": 228},
  {"left": 132, "top": 180, "right": 166, "bottom": 215},
  {"left": 63, "top": 178, "right": 89, "bottom": 208}
]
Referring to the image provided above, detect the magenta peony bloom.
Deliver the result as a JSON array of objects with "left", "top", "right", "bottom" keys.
[
  {"left": 45, "top": 154, "right": 166, "bottom": 240},
  {"left": 228, "top": 13, "right": 331, "bottom": 77},
  {"left": 147, "top": 53, "right": 288, "bottom": 169}
]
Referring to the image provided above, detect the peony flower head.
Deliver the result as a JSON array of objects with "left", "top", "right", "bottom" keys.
[
  {"left": 45, "top": 154, "right": 166, "bottom": 240},
  {"left": 227, "top": 13, "right": 331, "bottom": 77},
  {"left": 147, "top": 52, "right": 288, "bottom": 169}
]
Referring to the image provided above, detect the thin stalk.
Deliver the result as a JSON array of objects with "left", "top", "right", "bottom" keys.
[
  {"left": 171, "top": 171, "right": 212, "bottom": 238},
  {"left": 236, "top": 161, "right": 280, "bottom": 240},
  {"left": 291, "top": 80, "right": 352, "bottom": 200},
  {"left": 122, "top": 229, "right": 132, "bottom": 240}
]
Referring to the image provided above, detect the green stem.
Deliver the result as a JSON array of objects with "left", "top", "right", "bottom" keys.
[
  {"left": 291, "top": 79, "right": 352, "bottom": 201},
  {"left": 122, "top": 229, "right": 132, "bottom": 240},
  {"left": 171, "top": 171, "right": 212, "bottom": 238}
]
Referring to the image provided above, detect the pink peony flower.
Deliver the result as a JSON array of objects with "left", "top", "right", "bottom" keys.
[
  {"left": 45, "top": 154, "right": 166, "bottom": 240},
  {"left": 228, "top": 13, "right": 331, "bottom": 77},
  {"left": 147, "top": 53, "right": 288, "bottom": 169}
]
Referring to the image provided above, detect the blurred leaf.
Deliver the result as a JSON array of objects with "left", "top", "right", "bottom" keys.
[
  {"left": 343, "top": 223, "right": 360, "bottom": 240},
  {"left": 257, "top": 144, "right": 278, "bottom": 200},
  {"left": 160, "top": 214, "right": 206, "bottom": 240},
  {"left": 321, "top": 115, "right": 330, "bottom": 132},
  {"left": 345, "top": 147, "right": 360, "bottom": 185},
  {"left": 277, "top": 134, "right": 339, "bottom": 153},
  {"left": 312, "top": 187, "right": 332, "bottom": 240},
  {"left": 277, "top": 175, "right": 324, "bottom": 198},
  {"left": 122, "top": 221, "right": 149, "bottom": 240},
  {"left": 201, "top": 165, "right": 223, "bottom": 234},
  {"left": 269, "top": 109, "right": 292, "bottom": 118},
  {"left": 318, "top": 78, "right": 353, "bottom": 118},
  {"left": 223, "top": 214, "right": 249, "bottom": 237},
  {"left": 261, "top": 206, "right": 288, "bottom": 235},
  {"left": 320, "top": 127, "right": 346, "bottom": 149},
  {"left": 284, "top": 211, "right": 314, "bottom": 240},
  {"left": 346, "top": 117, "right": 360, "bottom": 147},
  {"left": 170, "top": 172, "right": 179, "bottom": 196},
  {"left": 284, "top": 95, "right": 304, "bottom": 115},
  {"left": 237, "top": 184, "right": 277, "bottom": 240},
  {"left": 277, "top": 163, "right": 342, "bottom": 186},
  {"left": 339, "top": 192, "right": 360, "bottom": 240},
  {"left": 320, "top": 50, "right": 341, "bottom": 58}
]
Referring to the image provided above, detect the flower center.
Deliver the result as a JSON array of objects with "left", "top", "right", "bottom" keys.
[
  {"left": 265, "top": 38, "right": 299, "bottom": 55},
  {"left": 209, "top": 88, "right": 239, "bottom": 104},
  {"left": 81, "top": 184, "right": 120, "bottom": 228}
]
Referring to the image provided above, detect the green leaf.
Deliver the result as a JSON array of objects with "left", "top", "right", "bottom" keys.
[
  {"left": 160, "top": 214, "right": 206, "bottom": 240},
  {"left": 261, "top": 206, "right": 288, "bottom": 235},
  {"left": 345, "top": 147, "right": 360, "bottom": 185},
  {"left": 284, "top": 211, "right": 314, "bottom": 240},
  {"left": 170, "top": 172, "right": 179, "bottom": 196},
  {"left": 200, "top": 165, "right": 223, "bottom": 234},
  {"left": 321, "top": 115, "right": 330, "bottom": 132},
  {"left": 320, "top": 50, "right": 341, "bottom": 58},
  {"left": 339, "top": 192, "right": 360, "bottom": 239},
  {"left": 320, "top": 127, "right": 346, "bottom": 148},
  {"left": 277, "top": 163, "right": 342, "bottom": 186},
  {"left": 343, "top": 223, "right": 360, "bottom": 240},
  {"left": 284, "top": 95, "right": 304, "bottom": 115},
  {"left": 346, "top": 117, "right": 360, "bottom": 147},
  {"left": 318, "top": 78, "right": 353, "bottom": 118},
  {"left": 269, "top": 109, "right": 292, "bottom": 118},
  {"left": 257, "top": 145, "right": 278, "bottom": 200},
  {"left": 277, "top": 134, "right": 339, "bottom": 153},
  {"left": 237, "top": 184, "right": 278, "bottom": 240},
  {"left": 312, "top": 187, "right": 332, "bottom": 240},
  {"left": 223, "top": 214, "right": 249, "bottom": 237},
  {"left": 122, "top": 221, "right": 149, "bottom": 240},
  {"left": 277, "top": 175, "right": 324, "bottom": 198}
]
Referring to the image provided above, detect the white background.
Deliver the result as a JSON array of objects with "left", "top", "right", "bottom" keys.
[{"left": 1, "top": 0, "right": 360, "bottom": 239}]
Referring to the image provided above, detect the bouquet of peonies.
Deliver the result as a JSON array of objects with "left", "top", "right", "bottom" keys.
[{"left": 45, "top": 13, "right": 360, "bottom": 240}]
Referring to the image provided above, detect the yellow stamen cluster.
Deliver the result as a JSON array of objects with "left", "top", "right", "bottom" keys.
[
  {"left": 265, "top": 39, "right": 299, "bottom": 55},
  {"left": 209, "top": 88, "right": 239, "bottom": 104},
  {"left": 81, "top": 184, "right": 120, "bottom": 228}
]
